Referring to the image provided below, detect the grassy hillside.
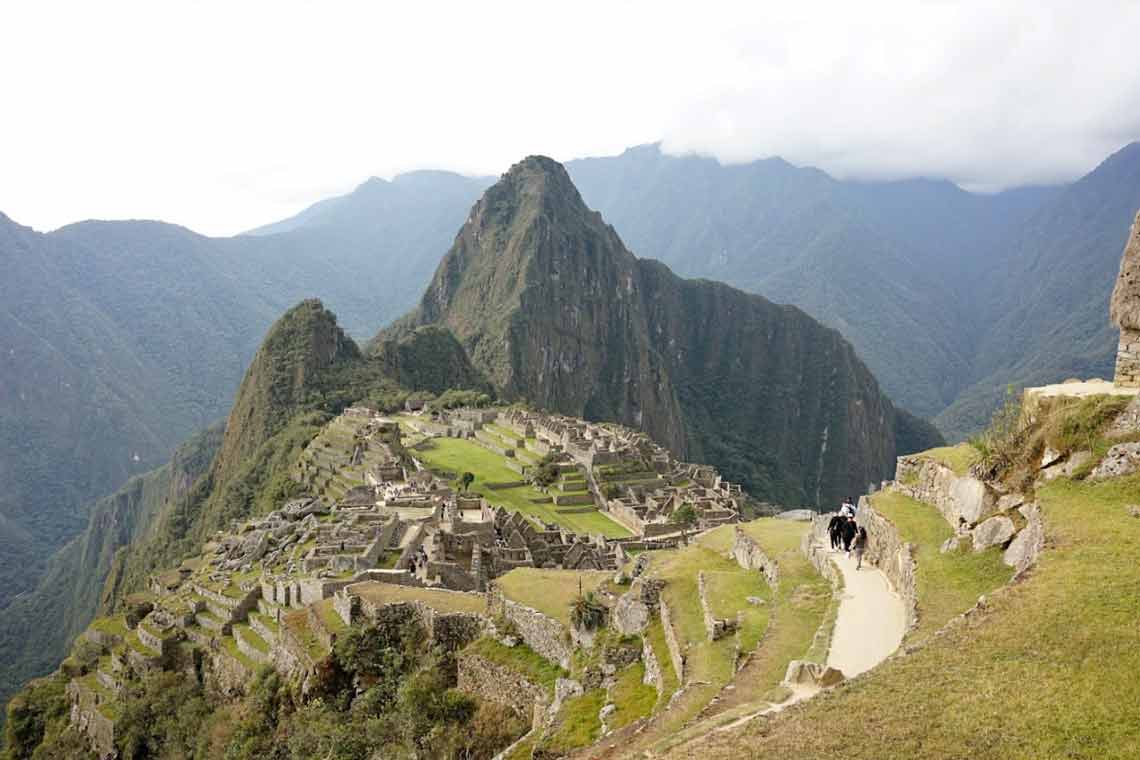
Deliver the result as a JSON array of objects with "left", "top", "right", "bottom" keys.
[{"left": 672, "top": 399, "right": 1140, "bottom": 760}]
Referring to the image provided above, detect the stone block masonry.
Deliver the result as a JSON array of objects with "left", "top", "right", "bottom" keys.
[
  {"left": 659, "top": 598, "right": 685, "bottom": 685},
  {"left": 457, "top": 652, "right": 550, "bottom": 727},
  {"left": 730, "top": 527, "right": 779, "bottom": 588},
  {"left": 893, "top": 456, "right": 993, "bottom": 528},
  {"left": 1116, "top": 328, "right": 1140, "bottom": 388}
]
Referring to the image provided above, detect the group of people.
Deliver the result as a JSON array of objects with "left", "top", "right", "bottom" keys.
[{"left": 828, "top": 497, "right": 869, "bottom": 569}]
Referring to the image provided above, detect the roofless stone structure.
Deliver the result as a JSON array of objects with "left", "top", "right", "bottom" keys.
[{"left": 1110, "top": 211, "right": 1140, "bottom": 387}]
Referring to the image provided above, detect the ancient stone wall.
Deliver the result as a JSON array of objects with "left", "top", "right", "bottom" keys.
[
  {"left": 488, "top": 589, "right": 572, "bottom": 669},
  {"left": 206, "top": 648, "right": 251, "bottom": 696},
  {"left": 800, "top": 522, "right": 842, "bottom": 587},
  {"left": 697, "top": 572, "right": 737, "bottom": 641},
  {"left": 659, "top": 599, "right": 685, "bottom": 685},
  {"left": 856, "top": 497, "right": 918, "bottom": 631},
  {"left": 1115, "top": 328, "right": 1140, "bottom": 387},
  {"left": 457, "top": 652, "right": 549, "bottom": 726},
  {"left": 730, "top": 527, "right": 779, "bottom": 588},
  {"left": 68, "top": 681, "right": 116, "bottom": 758},
  {"left": 893, "top": 456, "right": 993, "bottom": 528}
]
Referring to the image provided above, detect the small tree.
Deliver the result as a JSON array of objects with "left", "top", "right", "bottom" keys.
[
  {"left": 670, "top": 503, "right": 699, "bottom": 543},
  {"left": 459, "top": 472, "right": 475, "bottom": 492},
  {"left": 569, "top": 591, "right": 607, "bottom": 631}
]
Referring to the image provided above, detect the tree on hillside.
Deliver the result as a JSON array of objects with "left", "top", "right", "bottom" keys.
[
  {"left": 458, "top": 472, "right": 475, "bottom": 492},
  {"left": 671, "top": 503, "right": 698, "bottom": 543}
]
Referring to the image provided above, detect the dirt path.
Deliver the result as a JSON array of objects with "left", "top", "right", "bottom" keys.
[{"left": 826, "top": 547, "right": 906, "bottom": 677}]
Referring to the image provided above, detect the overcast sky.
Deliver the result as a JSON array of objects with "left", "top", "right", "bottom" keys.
[{"left": 3, "top": 0, "right": 1140, "bottom": 236}]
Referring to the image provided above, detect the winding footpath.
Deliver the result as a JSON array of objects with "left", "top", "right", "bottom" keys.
[
  {"left": 719, "top": 540, "right": 906, "bottom": 731},
  {"left": 826, "top": 547, "right": 906, "bottom": 677}
]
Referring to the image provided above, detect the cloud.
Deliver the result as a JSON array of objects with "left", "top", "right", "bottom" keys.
[{"left": 1, "top": 1, "right": 1138, "bottom": 235}]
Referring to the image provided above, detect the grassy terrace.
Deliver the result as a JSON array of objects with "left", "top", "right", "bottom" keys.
[
  {"left": 248, "top": 610, "right": 279, "bottom": 635},
  {"left": 870, "top": 490, "right": 1010, "bottom": 641},
  {"left": 234, "top": 624, "right": 269, "bottom": 654},
  {"left": 90, "top": 616, "right": 129, "bottom": 639},
  {"left": 916, "top": 443, "right": 981, "bottom": 476},
  {"left": 351, "top": 581, "right": 487, "bottom": 615},
  {"left": 644, "top": 618, "right": 679, "bottom": 708},
  {"left": 221, "top": 635, "right": 256, "bottom": 670},
  {"left": 631, "top": 519, "right": 830, "bottom": 755},
  {"left": 681, "top": 471, "right": 1140, "bottom": 760},
  {"left": 539, "top": 688, "right": 607, "bottom": 754},
  {"left": 495, "top": 568, "right": 611, "bottom": 627},
  {"left": 78, "top": 672, "right": 120, "bottom": 720},
  {"left": 465, "top": 637, "right": 567, "bottom": 691},
  {"left": 283, "top": 610, "right": 327, "bottom": 662},
  {"left": 609, "top": 661, "right": 658, "bottom": 730},
  {"left": 314, "top": 599, "right": 348, "bottom": 637},
  {"left": 124, "top": 630, "right": 160, "bottom": 658},
  {"left": 411, "top": 436, "right": 630, "bottom": 538}
]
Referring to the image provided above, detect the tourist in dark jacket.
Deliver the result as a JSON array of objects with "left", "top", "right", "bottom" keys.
[
  {"left": 828, "top": 514, "right": 843, "bottom": 550},
  {"left": 842, "top": 518, "right": 857, "bottom": 554}
]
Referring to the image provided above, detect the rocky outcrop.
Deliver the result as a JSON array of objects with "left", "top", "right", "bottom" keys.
[
  {"left": 783, "top": 660, "right": 845, "bottom": 689},
  {"left": 1090, "top": 442, "right": 1140, "bottom": 480},
  {"left": 971, "top": 516, "right": 1015, "bottom": 552},
  {"left": 894, "top": 455, "right": 994, "bottom": 527},
  {"left": 611, "top": 578, "right": 664, "bottom": 635},
  {"left": 1110, "top": 211, "right": 1140, "bottom": 387},
  {"left": 1003, "top": 503, "right": 1045, "bottom": 573},
  {"left": 730, "top": 527, "right": 779, "bottom": 587}
]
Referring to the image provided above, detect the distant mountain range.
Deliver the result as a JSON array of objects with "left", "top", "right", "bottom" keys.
[{"left": 1, "top": 139, "right": 1138, "bottom": 715}]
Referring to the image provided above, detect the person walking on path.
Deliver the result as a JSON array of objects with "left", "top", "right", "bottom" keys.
[
  {"left": 828, "top": 514, "right": 843, "bottom": 550},
  {"left": 852, "top": 526, "right": 868, "bottom": 569},
  {"left": 842, "top": 517, "right": 857, "bottom": 554}
]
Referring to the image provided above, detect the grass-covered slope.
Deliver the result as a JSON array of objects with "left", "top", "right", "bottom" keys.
[{"left": 673, "top": 398, "right": 1140, "bottom": 760}]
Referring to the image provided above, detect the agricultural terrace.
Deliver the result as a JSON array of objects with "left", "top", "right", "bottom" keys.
[{"left": 407, "top": 433, "right": 631, "bottom": 538}]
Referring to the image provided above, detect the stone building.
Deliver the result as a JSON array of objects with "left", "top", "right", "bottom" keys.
[{"left": 1110, "top": 210, "right": 1140, "bottom": 387}]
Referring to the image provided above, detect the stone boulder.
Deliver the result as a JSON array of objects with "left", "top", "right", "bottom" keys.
[
  {"left": 1108, "top": 395, "right": 1140, "bottom": 436},
  {"left": 972, "top": 516, "right": 1015, "bottom": 552},
  {"left": 783, "top": 660, "right": 846, "bottom": 689},
  {"left": 1090, "top": 442, "right": 1140, "bottom": 480},
  {"left": 1003, "top": 504, "right": 1044, "bottom": 573}
]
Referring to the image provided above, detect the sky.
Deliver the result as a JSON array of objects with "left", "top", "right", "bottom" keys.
[{"left": 3, "top": 0, "right": 1140, "bottom": 236}]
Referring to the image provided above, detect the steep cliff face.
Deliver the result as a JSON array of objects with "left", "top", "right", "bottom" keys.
[{"left": 379, "top": 157, "right": 934, "bottom": 504}]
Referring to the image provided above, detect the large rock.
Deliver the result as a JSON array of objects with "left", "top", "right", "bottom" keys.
[
  {"left": 1107, "top": 395, "right": 1140, "bottom": 435},
  {"left": 1090, "top": 442, "right": 1140, "bottom": 480},
  {"left": 1003, "top": 504, "right": 1045, "bottom": 572},
  {"left": 972, "top": 516, "right": 1015, "bottom": 552},
  {"left": 783, "top": 660, "right": 846, "bottom": 689}
]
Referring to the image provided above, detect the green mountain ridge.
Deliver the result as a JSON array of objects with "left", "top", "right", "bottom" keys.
[{"left": 379, "top": 155, "right": 941, "bottom": 504}]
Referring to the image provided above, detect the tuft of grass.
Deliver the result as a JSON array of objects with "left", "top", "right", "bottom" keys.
[{"left": 870, "top": 491, "right": 1010, "bottom": 641}]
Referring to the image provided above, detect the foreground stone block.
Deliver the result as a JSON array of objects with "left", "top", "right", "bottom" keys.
[
  {"left": 1091, "top": 442, "right": 1140, "bottom": 480},
  {"left": 972, "top": 516, "right": 1015, "bottom": 552}
]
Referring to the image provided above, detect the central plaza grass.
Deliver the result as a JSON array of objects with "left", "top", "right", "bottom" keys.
[
  {"left": 870, "top": 490, "right": 1011, "bottom": 641},
  {"left": 412, "top": 436, "right": 630, "bottom": 538},
  {"left": 351, "top": 581, "right": 487, "bottom": 615},
  {"left": 495, "top": 568, "right": 611, "bottom": 626},
  {"left": 674, "top": 473, "right": 1140, "bottom": 760}
]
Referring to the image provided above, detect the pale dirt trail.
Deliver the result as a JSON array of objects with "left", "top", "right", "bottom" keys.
[
  {"left": 716, "top": 542, "right": 906, "bottom": 733},
  {"left": 826, "top": 547, "right": 906, "bottom": 677}
]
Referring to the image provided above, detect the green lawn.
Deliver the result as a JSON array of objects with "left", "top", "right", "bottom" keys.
[
  {"left": 414, "top": 437, "right": 630, "bottom": 537},
  {"left": 917, "top": 444, "right": 981, "bottom": 476},
  {"left": 538, "top": 688, "right": 606, "bottom": 754},
  {"left": 679, "top": 472, "right": 1140, "bottom": 760},
  {"left": 870, "top": 491, "right": 1011, "bottom": 641},
  {"left": 352, "top": 581, "right": 487, "bottom": 615},
  {"left": 496, "top": 568, "right": 611, "bottom": 627},
  {"left": 609, "top": 662, "right": 658, "bottom": 730}
]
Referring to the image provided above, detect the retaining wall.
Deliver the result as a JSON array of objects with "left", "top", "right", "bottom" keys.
[{"left": 856, "top": 497, "right": 918, "bottom": 631}]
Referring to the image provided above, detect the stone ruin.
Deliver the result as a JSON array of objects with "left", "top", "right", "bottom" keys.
[{"left": 1111, "top": 210, "right": 1140, "bottom": 387}]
